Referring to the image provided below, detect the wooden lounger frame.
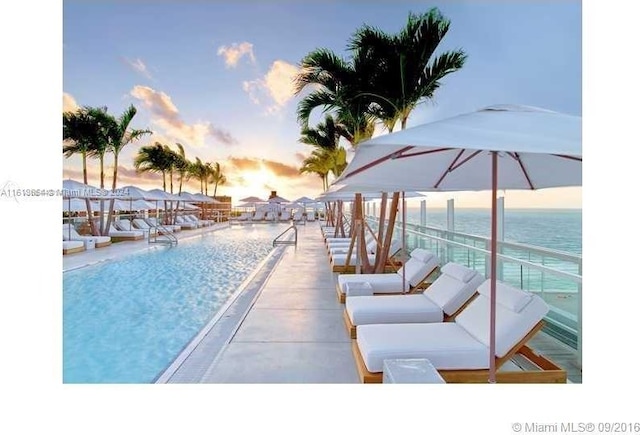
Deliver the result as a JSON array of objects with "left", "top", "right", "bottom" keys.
[
  {"left": 351, "top": 321, "right": 567, "bottom": 383},
  {"left": 335, "top": 266, "right": 439, "bottom": 303},
  {"left": 96, "top": 240, "right": 111, "bottom": 248},
  {"left": 63, "top": 245, "right": 85, "bottom": 255},
  {"left": 109, "top": 234, "right": 144, "bottom": 242}
]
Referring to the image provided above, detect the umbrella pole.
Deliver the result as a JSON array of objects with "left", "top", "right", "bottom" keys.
[
  {"left": 402, "top": 191, "right": 406, "bottom": 294},
  {"left": 489, "top": 151, "right": 498, "bottom": 383}
]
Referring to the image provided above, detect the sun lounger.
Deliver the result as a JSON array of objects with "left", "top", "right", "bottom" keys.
[
  {"left": 292, "top": 210, "right": 303, "bottom": 221},
  {"left": 146, "top": 217, "right": 181, "bottom": 233},
  {"left": 175, "top": 215, "right": 198, "bottom": 229},
  {"left": 330, "top": 239, "right": 401, "bottom": 273},
  {"left": 186, "top": 214, "right": 212, "bottom": 227},
  {"left": 353, "top": 279, "right": 567, "bottom": 383},
  {"left": 63, "top": 240, "right": 85, "bottom": 255},
  {"left": 109, "top": 224, "right": 145, "bottom": 241},
  {"left": 252, "top": 210, "right": 266, "bottom": 221},
  {"left": 336, "top": 248, "right": 440, "bottom": 303},
  {"left": 344, "top": 262, "right": 485, "bottom": 338},
  {"left": 129, "top": 218, "right": 159, "bottom": 237},
  {"left": 62, "top": 224, "right": 111, "bottom": 248},
  {"left": 306, "top": 212, "right": 315, "bottom": 222},
  {"left": 279, "top": 210, "right": 292, "bottom": 221}
]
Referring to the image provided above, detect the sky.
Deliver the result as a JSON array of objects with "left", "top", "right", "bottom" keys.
[
  {"left": 8, "top": 0, "right": 640, "bottom": 432},
  {"left": 60, "top": 0, "right": 582, "bottom": 207}
]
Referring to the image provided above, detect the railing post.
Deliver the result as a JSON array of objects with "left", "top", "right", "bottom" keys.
[
  {"left": 497, "top": 196, "right": 504, "bottom": 280},
  {"left": 447, "top": 199, "right": 454, "bottom": 264},
  {"left": 577, "top": 261, "right": 582, "bottom": 369},
  {"left": 420, "top": 200, "right": 426, "bottom": 249}
]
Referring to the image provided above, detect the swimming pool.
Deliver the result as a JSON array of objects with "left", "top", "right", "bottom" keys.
[{"left": 63, "top": 224, "right": 287, "bottom": 383}]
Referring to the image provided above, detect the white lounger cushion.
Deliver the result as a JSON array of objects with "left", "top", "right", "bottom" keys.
[
  {"left": 357, "top": 323, "right": 489, "bottom": 372},
  {"left": 109, "top": 225, "right": 144, "bottom": 237},
  {"left": 356, "top": 279, "right": 549, "bottom": 372},
  {"left": 455, "top": 281, "right": 548, "bottom": 358},
  {"left": 347, "top": 294, "right": 444, "bottom": 325},
  {"left": 398, "top": 255, "right": 440, "bottom": 287},
  {"left": 423, "top": 263, "right": 484, "bottom": 316},
  {"left": 346, "top": 262, "right": 483, "bottom": 326},
  {"left": 476, "top": 279, "right": 532, "bottom": 313},
  {"left": 340, "top": 273, "right": 409, "bottom": 293},
  {"left": 62, "top": 224, "right": 111, "bottom": 243},
  {"left": 63, "top": 240, "right": 84, "bottom": 249}
]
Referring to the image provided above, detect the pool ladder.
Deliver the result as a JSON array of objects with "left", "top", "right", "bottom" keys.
[
  {"left": 149, "top": 223, "right": 178, "bottom": 246},
  {"left": 273, "top": 224, "right": 297, "bottom": 247}
]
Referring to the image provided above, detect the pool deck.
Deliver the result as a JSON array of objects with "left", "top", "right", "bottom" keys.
[{"left": 157, "top": 221, "right": 582, "bottom": 384}]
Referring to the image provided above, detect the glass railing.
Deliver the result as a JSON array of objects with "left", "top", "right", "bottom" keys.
[{"left": 362, "top": 214, "right": 582, "bottom": 350}]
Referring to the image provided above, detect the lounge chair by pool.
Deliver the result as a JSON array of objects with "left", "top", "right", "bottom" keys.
[
  {"left": 344, "top": 262, "right": 485, "bottom": 338},
  {"left": 62, "top": 224, "right": 111, "bottom": 248},
  {"left": 353, "top": 280, "right": 566, "bottom": 383}
]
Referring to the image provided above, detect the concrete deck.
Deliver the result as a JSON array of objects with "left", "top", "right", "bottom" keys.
[{"left": 162, "top": 222, "right": 581, "bottom": 384}]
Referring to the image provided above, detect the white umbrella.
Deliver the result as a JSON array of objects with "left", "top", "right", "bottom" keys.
[{"left": 334, "top": 104, "right": 582, "bottom": 382}]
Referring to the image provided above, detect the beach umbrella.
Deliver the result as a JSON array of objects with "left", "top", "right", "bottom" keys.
[
  {"left": 333, "top": 104, "right": 582, "bottom": 382},
  {"left": 239, "top": 196, "right": 265, "bottom": 203}
]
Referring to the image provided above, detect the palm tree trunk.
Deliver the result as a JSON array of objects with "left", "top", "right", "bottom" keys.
[
  {"left": 81, "top": 152, "right": 98, "bottom": 235},
  {"left": 169, "top": 169, "right": 174, "bottom": 194},
  {"left": 104, "top": 153, "right": 119, "bottom": 240},
  {"left": 213, "top": 183, "right": 218, "bottom": 198},
  {"left": 178, "top": 174, "right": 183, "bottom": 195},
  {"left": 162, "top": 172, "right": 167, "bottom": 192},
  {"left": 99, "top": 155, "right": 106, "bottom": 235}
]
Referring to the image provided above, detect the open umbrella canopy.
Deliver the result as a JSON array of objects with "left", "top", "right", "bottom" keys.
[
  {"left": 335, "top": 105, "right": 581, "bottom": 191},
  {"left": 178, "top": 192, "right": 200, "bottom": 202},
  {"left": 267, "top": 195, "right": 289, "bottom": 204},
  {"left": 119, "top": 185, "right": 165, "bottom": 201},
  {"left": 292, "top": 196, "right": 316, "bottom": 204},
  {"left": 334, "top": 104, "right": 582, "bottom": 383},
  {"left": 147, "top": 189, "right": 182, "bottom": 201},
  {"left": 62, "top": 179, "right": 122, "bottom": 199},
  {"left": 192, "top": 193, "right": 221, "bottom": 204}
]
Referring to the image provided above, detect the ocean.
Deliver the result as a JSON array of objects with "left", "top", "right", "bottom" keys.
[{"left": 401, "top": 208, "right": 582, "bottom": 255}]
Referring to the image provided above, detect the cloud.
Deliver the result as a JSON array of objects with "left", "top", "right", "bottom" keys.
[
  {"left": 123, "top": 57, "right": 153, "bottom": 80},
  {"left": 226, "top": 157, "right": 300, "bottom": 178},
  {"left": 262, "top": 160, "right": 300, "bottom": 178},
  {"left": 63, "top": 92, "right": 79, "bottom": 112},
  {"left": 217, "top": 42, "right": 256, "bottom": 68},
  {"left": 130, "top": 85, "right": 237, "bottom": 147},
  {"left": 242, "top": 60, "right": 299, "bottom": 112}
]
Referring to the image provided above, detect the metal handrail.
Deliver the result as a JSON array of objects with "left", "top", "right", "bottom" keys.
[{"left": 272, "top": 224, "right": 297, "bottom": 247}]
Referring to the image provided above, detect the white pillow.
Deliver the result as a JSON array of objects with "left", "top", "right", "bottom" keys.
[
  {"left": 409, "top": 249, "right": 434, "bottom": 263},
  {"left": 441, "top": 262, "right": 478, "bottom": 283},
  {"left": 477, "top": 279, "right": 532, "bottom": 313}
]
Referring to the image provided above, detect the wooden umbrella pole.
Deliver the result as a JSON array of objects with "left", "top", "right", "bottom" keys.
[{"left": 375, "top": 192, "right": 400, "bottom": 273}]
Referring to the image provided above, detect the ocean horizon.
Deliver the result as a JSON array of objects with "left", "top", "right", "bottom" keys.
[{"left": 376, "top": 206, "right": 582, "bottom": 256}]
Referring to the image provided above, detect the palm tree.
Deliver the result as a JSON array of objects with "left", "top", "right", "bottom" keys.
[
  {"left": 174, "top": 143, "right": 190, "bottom": 195},
  {"left": 133, "top": 142, "right": 172, "bottom": 191},
  {"left": 63, "top": 106, "right": 105, "bottom": 235},
  {"left": 104, "top": 104, "right": 151, "bottom": 236},
  {"left": 294, "top": 49, "right": 376, "bottom": 147},
  {"left": 299, "top": 114, "right": 352, "bottom": 151},
  {"left": 163, "top": 145, "right": 179, "bottom": 194},
  {"left": 349, "top": 8, "right": 467, "bottom": 131},
  {"left": 299, "top": 150, "right": 331, "bottom": 191},
  {"left": 208, "top": 162, "right": 227, "bottom": 198},
  {"left": 188, "top": 157, "right": 208, "bottom": 194}
]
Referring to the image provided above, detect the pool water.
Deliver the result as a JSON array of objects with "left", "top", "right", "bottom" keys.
[{"left": 63, "top": 224, "right": 285, "bottom": 383}]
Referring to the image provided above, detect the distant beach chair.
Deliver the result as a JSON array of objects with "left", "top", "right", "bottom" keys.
[
  {"left": 352, "top": 279, "right": 567, "bottom": 383},
  {"left": 62, "top": 223, "right": 111, "bottom": 248},
  {"left": 292, "top": 210, "right": 303, "bottom": 222},
  {"left": 336, "top": 248, "right": 440, "bottom": 303},
  {"left": 279, "top": 210, "right": 292, "bottom": 221},
  {"left": 146, "top": 217, "right": 181, "bottom": 233},
  {"left": 306, "top": 212, "right": 316, "bottom": 222},
  {"left": 63, "top": 240, "right": 85, "bottom": 255},
  {"left": 265, "top": 211, "right": 277, "bottom": 221},
  {"left": 175, "top": 215, "right": 198, "bottom": 229},
  {"left": 330, "top": 239, "right": 404, "bottom": 275},
  {"left": 344, "top": 262, "right": 485, "bottom": 338},
  {"left": 109, "top": 224, "right": 145, "bottom": 241},
  {"left": 252, "top": 210, "right": 266, "bottom": 221}
]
